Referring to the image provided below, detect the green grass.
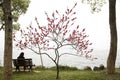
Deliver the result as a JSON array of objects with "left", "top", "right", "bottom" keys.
[{"left": 0, "top": 67, "right": 120, "bottom": 80}]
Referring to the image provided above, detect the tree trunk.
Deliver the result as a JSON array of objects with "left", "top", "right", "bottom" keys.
[
  {"left": 39, "top": 54, "right": 44, "bottom": 68},
  {"left": 2, "top": 0, "right": 13, "bottom": 80},
  {"left": 56, "top": 62, "right": 59, "bottom": 79},
  {"left": 107, "top": 0, "right": 117, "bottom": 74},
  {"left": 39, "top": 48, "right": 44, "bottom": 68}
]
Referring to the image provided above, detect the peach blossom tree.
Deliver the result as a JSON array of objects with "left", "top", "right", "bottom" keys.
[{"left": 13, "top": 3, "right": 93, "bottom": 79}]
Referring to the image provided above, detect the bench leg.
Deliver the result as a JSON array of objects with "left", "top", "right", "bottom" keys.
[
  {"left": 24, "top": 66, "right": 26, "bottom": 71},
  {"left": 27, "top": 66, "right": 32, "bottom": 71},
  {"left": 16, "top": 66, "right": 20, "bottom": 71},
  {"left": 30, "top": 66, "right": 32, "bottom": 71}
]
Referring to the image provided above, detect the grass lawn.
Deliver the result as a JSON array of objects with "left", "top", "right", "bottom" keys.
[{"left": 0, "top": 67, "right": 120, "bottom": 80}]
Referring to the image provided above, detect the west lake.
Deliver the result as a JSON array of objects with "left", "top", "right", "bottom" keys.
[
  {"left": 0, "top": 48, "right": 120, "bottom": 69},
  {"left": 0, "top": 31, "right": 120, "bottom": 69}
]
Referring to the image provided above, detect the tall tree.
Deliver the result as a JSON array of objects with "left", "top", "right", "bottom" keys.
[
  {"left": 0, "top": 0, "right": 30, "bottom": 80},
  {"left": 2, "top": 0, "right": 13, "bottom": 80},
  {"left": 83, "top": 0, "right": 117, "bottom": 74},
  {"left": 107, "top": 0, "right": 117, "bottom": 74}
]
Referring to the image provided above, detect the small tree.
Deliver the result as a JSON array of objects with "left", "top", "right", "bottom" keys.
[
  {"left": 13, "top": 22, "right": 46, "bottom": 67},
  {"left": 14, "top": 3, "right": 93, "bottom": 79}
]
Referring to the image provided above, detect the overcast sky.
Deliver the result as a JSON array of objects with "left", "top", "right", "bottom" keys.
[
  {"left": 0, "top": 0, "right": 120, "bottom": 67},
  {"left": 0, "top": 0, "right": 120, "bottom": 51},
  {"left": 17, "top": 0, "right": 120, "bottom": 51}
]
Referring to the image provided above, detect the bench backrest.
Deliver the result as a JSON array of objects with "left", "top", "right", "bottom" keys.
[{"left": 13, "top": 58, "right": 33, "bottom": 66}]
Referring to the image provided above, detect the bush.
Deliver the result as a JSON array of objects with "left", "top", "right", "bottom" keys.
[
  {"left": 93, "top": 64, "right": 105, "bottom": 71},
  {"left": 34, "top": 66, "right": 47, "bottom": 70},
  {"left": 99, "top": 64, "right": 105, "bottom": 70},
  {"left": 83, "top": 66, "right": 92, "bottom": 71},
  {"left": 50, "top": 65, "right": 78, "bottom": 71},
  {"left": 0, "top": 66, "right": 3, "bottom": 70},
  {"left": 93, "top": 66, "right": 99, "bottom": 71}
]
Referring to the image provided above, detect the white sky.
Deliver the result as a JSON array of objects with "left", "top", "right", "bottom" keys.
[
  {"left": 18, "top": 0, "right": 120, "bottom": 51},
  {"left": 0, "top": 0, "right": 120, "bottom": 54},
  {"left": 0, "top": 0, "right": 120, "bottom": 67}
]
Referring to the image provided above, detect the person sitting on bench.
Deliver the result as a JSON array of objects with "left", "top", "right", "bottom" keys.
[{"left": 17, "top": 52, "right": 26, "bottom": 71}]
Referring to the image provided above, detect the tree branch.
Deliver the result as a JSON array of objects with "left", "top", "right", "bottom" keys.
[
  {"left": 59, "top": 52, "right": 82, "bottom": 58},
  {"left": 42, "top": 52, "right": 56, "bottom": 63},
  {"left": 0, "top": 24, "right": 4, "bottom": 30}
]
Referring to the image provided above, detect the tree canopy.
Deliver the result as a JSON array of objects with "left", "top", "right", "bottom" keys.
[
  {"left": 82, "top": 0, "right": 106, "bottom": 13},
  {"left": 0, "top": 0, "right": 30, "bottom": 30}
]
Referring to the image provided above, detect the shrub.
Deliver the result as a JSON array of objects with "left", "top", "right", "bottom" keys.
[
  {"left": 93, "top": 66, "right": 99, "bottom": 71},
  {"left": 83, "top": 66, "right": 92, "bottom": 71},
  {"left": 99, "top": 64, "right": 105, "bottom": 70},
  {"left": 34, "top": 66, "right": 47, "bottom": 70},
  {"left": 93, "top": 64, "right": 105, "bottom": 71},
  {"left": 50, "top": 65, "right": 78, "bottom": 71}
]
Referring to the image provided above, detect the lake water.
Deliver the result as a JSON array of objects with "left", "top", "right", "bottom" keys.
[
  {"left": 0, "top": 48, "right": 120, "bottom": 69},
  {"left": 0, "top": 31, "right": 120, "bottom": 69}
]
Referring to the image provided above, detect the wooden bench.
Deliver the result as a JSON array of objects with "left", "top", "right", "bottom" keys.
[{"left": 12, "top": 58, "right": 33, "bottom": 71}]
